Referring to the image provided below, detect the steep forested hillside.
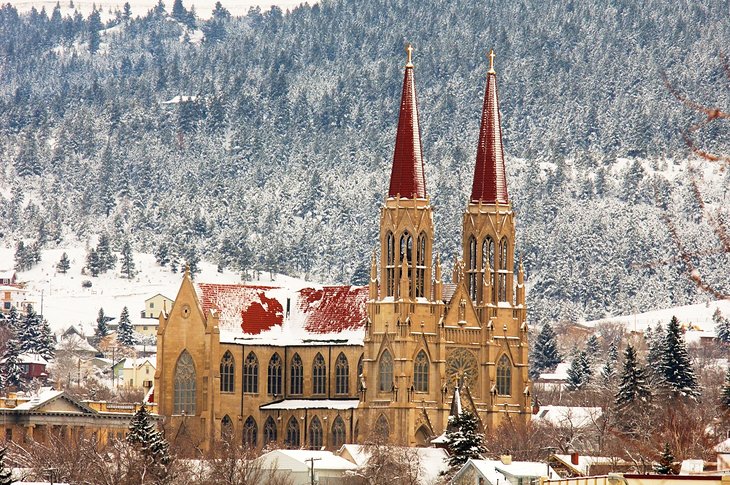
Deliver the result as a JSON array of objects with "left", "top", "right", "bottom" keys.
[{"left": 0, "top": 0, "right": 728, "bottom": 323}]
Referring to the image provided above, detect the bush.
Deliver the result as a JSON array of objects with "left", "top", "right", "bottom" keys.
[{"left": 81, "top": 280, "right": 92, "bottom": 288}]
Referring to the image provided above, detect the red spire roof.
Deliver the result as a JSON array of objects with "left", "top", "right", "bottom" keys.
[
  {"left": 471, "top": 51, "right": 509, "bottom": 204},
  {"left": 388, "top": 45, "right": 426, "bottom": 199}
]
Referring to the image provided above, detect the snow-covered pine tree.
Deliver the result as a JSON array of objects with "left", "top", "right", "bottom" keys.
[
  {"left": 0, "top": 446, "right": 12, "bottom": 485},
  {"left": 654, "top": 443, "right": 675, "bottom": 475},
  {"left": 615, "top": 344, "right": 651, "bottom": 410},
  {"left": 660, "top": 316, "right": 700, "bottom": 398},
  {"left": 127, "top": 404, "right": 171, "bottom": 475},
  {"left": 2, "top": 338, "right": 24, "bottom": 391},
  {"left": 5, "top": 307, "right": 19, "bottom": 335},
  {"left": 96, "top": 234, "right": 116, "bottom": 273},
  {"left": 117, "top": 306, "right": 135, "bottom": 346},
  {"left": 721, "top": 366, "right": 730, "bottom": 413},
  {"left": 600, "top": 341, "right": 619, "bottom": 384},
  {"left": 646, "top": 323, "right": 665, "bottom": 385},
  {"left": 530, "top": 323, "right": 561, "bottom": 378},
  {"left": 713, "top": 309, "right": 730, "bottom": 344},
  {"left": 120, "top": 240, "right": 135, "bottom": 279},
  {"left": 586, "top": 334, "right": 599, "bottom": 360},
  {"left": 155, "top": 243, "right": 170, "bottom": 267},
  {"left": 57, "top": 251, "right": 70, "bottom": 274},
  {"left": 445, "top": 409, "right": 486, "bottom": 468},
  {"left": 567, "top": 350, "right": 592, "bottom": 390},
  {"left": 96, "top": 308, "right": 109, "bottom": 340},
  {"left": 14, "top": 241, "right": 28, "bottom": 271},
  {"left": 37, "top": 318, "right": 55, "bottom": 361},
  {"left": 19, "top": 304, "right": 42, "bottom": 354},
  {"left": 86, "top": 248, "right": 100, "bottom": 277}
]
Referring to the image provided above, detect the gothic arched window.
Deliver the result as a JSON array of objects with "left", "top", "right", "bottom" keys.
[
  {"left": 375, "top": 414, "right": 389, "bottom": 441},
  {"left": 308, "top": 416, "right": 323, "bottom": 450},
  {"left": 221, "top": 415, "right": 233, "bottom": 442},
  {"left": 386, "top": 231, "right": 395, "bottom": 296},
  {"left": 264, "top": 416, "right": 277, "bottom": 445},
  {"left": 331, "top": 416, "right": 346, "bottom": 449},
  {"left": 357, "top": 353, "right": 364, "bottom": 392},
  {"left": 174, "top": 350, "right": 196, "bottom": 415},
  {"left": 335, "top": 353, "right": 349, "bottom": 395},
  {"left": 290, "top": 353, "right": 303, "bottom": 395},
  {"left": 286, "top": 417, "right": 300, "bottom": 449},
  {"left": 379, "top": 350, "right": 393, "bottom": 392},
  {"left": 268, "top": 353, "right": 282, "bottom": 396},
  {"left": 414, "top": 350, "right": 429, "bottom": 393},
  {"left": 243, "top": 416, "right": 257, "bottom": 447},
  {"left": 483, "top": 237, "right": 495, "bottom": 303},
  {"left": 499, "top": 238, "right": 509, "bottom": 302},
  {"left": 399, "top": 231, "right": 413, "bottom": 297},
  {"left": 416, "top": 232, "right": 427, "bottom": 297},
  {"left": 243, "top": 351, "right": 258, "bottom": 394},
  {"left": 312, "top": 353, "right": 326, "bottom": 395},
  {"left": 496, "top": 354, "right": 512, "bottom": 396},
  {"left": 468, "top": 235, "right": 478, "bottom": 301},
  {"left": 220, "top": 351, "right": 234, "bottom": 393}
]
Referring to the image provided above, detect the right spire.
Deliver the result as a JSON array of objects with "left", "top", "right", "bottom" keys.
[{"left": 470, "top": 49, "right": 509, "bottom": 204}]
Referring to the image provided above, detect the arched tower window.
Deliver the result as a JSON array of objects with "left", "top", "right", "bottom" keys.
[
  {"left": 243, "top": 351, "right": 258, "bottom": 394},
  {"left": 357, "top": 353, "right": 364, "bottom": 392},
  {"left": 386, "top": 231, "right": 395, "bottom": 296},
  {"left": 467, "top": 235, "right": 478, "bottom": 301},
  {"left": 496, "top": 354, "right": 512, "bottom": 396},
  {"left": 483, "top": 237, "right": 495, "bottom": 303},
  {"left": 263, "top": 416, "right": 277, "bottom": 445},
  {"left": 220, "top": 351, "right": 234, "bottom": 393},
  {"left": 378, "top": 350, "right": 393, "bottom": 392},
  {"left": 416, "top": 232, "right": 427, "bottom": 298},
  {"left": 312, "top": 353, "right": 326, "bottom": 395},
  {"left": 286, "top": 416, "right": 300, "bottom": 449},
  {"left": 399, "top": 231, "right": 413, "bottom": 297},
  {"left": 335, "top": 353, "right": 349, "bottom": 395},
  {"left": 332, "top": 416, "right": 346, "bottom": 449},
  {"left": 413, "top": 350, "right": 429, "bottom": 393},
  {"left": 308, "top": 416, "right": 323, "bottom": 450},
  {"left": 243, "top": 416, "right": 257, "bottom": 447},
  {"left": 268, "top": 353, "right": 282, "bottom": 396},
  {"left": 375, "top": 414, "right": 389, "bottom": 441},
  {"left": 221, "top": 415, "right": 233, "bottom": 442},
  {"left": 290, "top": 353, "right": 303, "bottom": 395},
  {"left": 174, "top": 350, "right": 196, "bottom": 415},
  {"left": 499, "top": 238, "right": 509, "bottom": 302}
]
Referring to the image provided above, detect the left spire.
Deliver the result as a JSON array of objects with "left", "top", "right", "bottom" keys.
[{"left": 388, "top": 43, "right": 427, "bottom": 199}]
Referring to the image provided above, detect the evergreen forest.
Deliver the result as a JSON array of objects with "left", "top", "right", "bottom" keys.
[{"left": 1, "top": 0, "right": 729, "bottom": 324}]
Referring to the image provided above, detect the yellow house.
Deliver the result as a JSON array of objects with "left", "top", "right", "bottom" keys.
[
  {"left": 154, "top": 50, "right": 531, "bottom": 451},
  {"left": 143, "top": 294, "right": 174, "bottom": 319},
  {"left": 119, "top": 357, "right": 156, "bottom": 390},
  {"left": 132, "top": 319, "right": 159, "bottom": 337}
]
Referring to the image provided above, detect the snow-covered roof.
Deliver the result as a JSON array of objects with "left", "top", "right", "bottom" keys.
[
  {"left": 715, "top": 438, "right": 730, "bottom": 453},
  {"left": 197, "top": 283, "right": 368, "bottom": 346},
  {"left": 0, "top": 284, "right": 26, "bottom": 293},
  {"left": 259, "top": 449, "right": 358, "bottom": 472},
  {"left": 18, "top": 353, "right": 48, "bottom": 365},
  {"left": 553, "top": 455, "right": 626, "bottom": 475},
  {"left": 13, "top": 387, "right": 65, "bottom": 411},
  {"left": 122, "top": 356, "right": 157, "bottom": 370},
  {"left": 532, "top": 405, "right": 602, "bottom": 428},
  {"left": 0, "top": 270, "right": 16, "bottom": 280},
  {"left": 458, "top": 459, "right": 559, "bottom": 485},
  {"left": 538, "top": 362, "right": 571, "bottom": 381},
  {"left": 259, "top": 399, "right": 359, "bottom": 411},
  {"left": 337, "top": 444, "right": 449, "bottom": 482},
  {"left": 162, "top": 95, "right": 198, "bottom": 104}
]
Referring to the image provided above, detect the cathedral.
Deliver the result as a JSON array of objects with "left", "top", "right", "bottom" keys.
[{"left": 154, "top": 47, "right": 530, "bottom": 451}]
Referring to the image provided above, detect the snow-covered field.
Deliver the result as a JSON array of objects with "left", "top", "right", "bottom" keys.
[
  {"left": 8, "top": 0, "right": 311, "bottom": 19},
  {"left": 0, "top": 245, "right": 305, "bottom": 335}
]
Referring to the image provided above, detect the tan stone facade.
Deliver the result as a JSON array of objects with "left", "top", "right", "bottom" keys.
[{"left": 154, "top": 52, "right": 530, "bottom": 451}]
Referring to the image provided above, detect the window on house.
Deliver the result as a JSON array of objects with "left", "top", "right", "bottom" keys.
[
  {"left": 290, "top": 353, "right": 303, "bottom": 395},
  {"left": 267, "top": 354, "right": 281, "bottom": 396},
  {"left": 220, "top": 351, "right": 235, "bottom": 393},
  {"left": 312, "top": 353, "right": 326, "bottom": 395},
  {"left": 414, "top": 350, "right": 429, "bottom": 392},
  {"left": 308, "top": 416, "right": 323, "bottom": 450},
  {"left": 497, "top": 354, "right": 512, "bottom": 396},
  {"left": 335, "top": 353, "right": 349, "bottom": 395},
  {"left": 379, "top": 350, "right": 393, "bottom": 392},
  {"left": 173, "top": 350, "right": 196, "bottom": 415},
  {"left": 244, "top": 352, "right": 259, "bottom": 394}
]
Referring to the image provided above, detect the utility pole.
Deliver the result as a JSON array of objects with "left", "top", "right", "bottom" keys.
[{"left": 305, "top": 457, "right": 321, "bottom": 485}]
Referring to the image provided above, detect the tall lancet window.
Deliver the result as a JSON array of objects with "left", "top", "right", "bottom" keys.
[
  {"left": 499, "top": 238, "right": 508, "bottom": 302},
  {"left": 496, "top": 354, "right": 512, "bottom": 395},
  {"left": 483, "top": 237, "right": 495, "bottom": 303},
  {"left": 467, "top": 235, "right": 478, "bottom": 302},
  {"left": 386, "top": 231, "right": 395, "bottom": 296},
  {"left": 400, "top": 231, "right": 413, "bottom": 297},
  {"left": 416, "top": 232, "right": 427, "bottom": 298}
]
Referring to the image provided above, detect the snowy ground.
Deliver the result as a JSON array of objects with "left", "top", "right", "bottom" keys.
[
  {"left": 0, "top": 244, "right": 306, "bottom": 336},
  {"left": 8, "top": 0, "right": 312, "bottom": 20}
]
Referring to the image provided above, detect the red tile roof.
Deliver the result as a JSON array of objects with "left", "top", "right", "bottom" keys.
[
  {"left": 195, "top": 283, "right": 367, "bottom": 336},
  {"left": 388, "top": 61, "right": 427, "bottom": 199},
  {"left": 471, "top": 69, "right": 509, "bottom": 204}
]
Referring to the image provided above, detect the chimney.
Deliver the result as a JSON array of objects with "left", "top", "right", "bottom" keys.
[
  {"left": 571, "top": 452, "right": 579, "bottom": 465},
  {"left": 500, "top": 455, "right": 512, "bottom": 465}
]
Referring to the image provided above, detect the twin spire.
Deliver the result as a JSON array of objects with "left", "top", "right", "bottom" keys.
[{"left": 388, "top": 46, "right": 508, "bottom": 205}]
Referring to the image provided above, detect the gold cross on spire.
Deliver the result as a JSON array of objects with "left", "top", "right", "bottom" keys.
[
  {"left": 406, "top": 43, "right": 414, "bottom": 68},
  {"left": 488, "top": 49, "right": 496, "bottom": 74}
]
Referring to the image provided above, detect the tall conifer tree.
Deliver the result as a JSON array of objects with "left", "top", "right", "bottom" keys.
[{"left": 660, "top": 316, "right": 699, "bottom": 398}]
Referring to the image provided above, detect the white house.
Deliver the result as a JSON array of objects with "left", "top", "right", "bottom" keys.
[
  {"left": 257, "top": 449, "right": 358, "bottom": 485},
  {"left": 452, "top": 456, "right": 559, "bottom": 485}
]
